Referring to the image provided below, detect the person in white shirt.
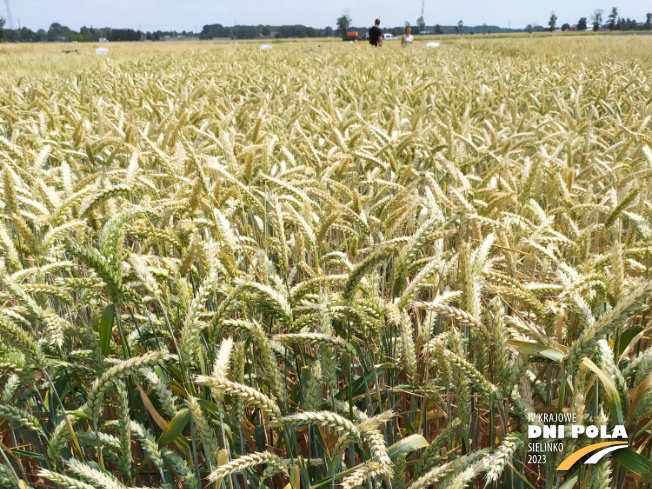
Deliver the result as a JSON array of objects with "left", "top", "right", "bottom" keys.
[{"left": 401, "top": 25, "right": 414, "bottom": 46}]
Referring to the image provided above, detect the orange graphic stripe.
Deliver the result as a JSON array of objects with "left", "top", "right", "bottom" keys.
[{"left": 556, "top": 441, "right": 628, "bottom": 471}]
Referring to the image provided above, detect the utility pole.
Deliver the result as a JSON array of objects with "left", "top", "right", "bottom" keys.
[
  {"left": 4, "top": 0, "right": 14, "bottom": 29},
  {"left": 418, "top": 0, "right": 426, "bottom": 33}
]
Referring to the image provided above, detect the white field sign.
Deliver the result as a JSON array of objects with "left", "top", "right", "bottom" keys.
[
  {"left": 96, "top": 47, "right": 109, "bottom": 55},
  {"left": 426, "top": 42, "right": 440, "bottom": 48},
  {"left": 260, "top": 44, "right": 273, "bottom": 50}
]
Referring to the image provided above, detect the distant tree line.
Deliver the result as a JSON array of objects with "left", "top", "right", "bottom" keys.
[
  {"left": 335, "top": 13, "right": 523, "bottom": 39},
  {"left": 0, "top": 21, "right": 338, "bottom": 42},
  {"left": 337, "top": 7, "right": 652, "bottom": 39},
  {"left": 601, "top": 8, "right": 652, "bottom": 31},
  {"left": 0, "top": 22, "right": 192, "bottom": 42},
  {"left": 546, "top": 8, "right": 651, "bottom": 32},
  {"left": 340, "top": 21, "right": 522, "bottom": 38},
  {"left": 1, "top": 10, "right": 651, "bottom": 44},
  {"left": 417, "top": 23, "right": 519, "bottom": 35},
  {"left": 334, "top": 7, "right": 651, "bottom": 40},
  {"left": 199, "top": 24, "right": 333, "bottom": 40}
]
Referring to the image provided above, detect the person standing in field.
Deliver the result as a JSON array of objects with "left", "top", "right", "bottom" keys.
[
  {"left": 369, "top": 19, "right": 383, "bottom": 47},
  {"left": 401, "top": 25, "right": 414, "bottom": 46}
]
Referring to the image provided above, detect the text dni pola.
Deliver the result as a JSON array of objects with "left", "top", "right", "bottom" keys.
[{"left": 528, "top": 424, "right": 627, "bottom": 439}]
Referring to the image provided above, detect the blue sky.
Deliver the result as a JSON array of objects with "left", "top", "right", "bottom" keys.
[{"left": 4, "top": 0, "right": 649, "bottom": 32}]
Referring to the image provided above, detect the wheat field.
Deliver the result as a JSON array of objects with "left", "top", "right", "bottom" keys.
[{"left": 1, "top": 36, "right": 652, "bottom": 489}]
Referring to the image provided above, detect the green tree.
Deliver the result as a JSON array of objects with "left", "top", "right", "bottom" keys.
[
  {"left": 456, "top": 20, "right": 463, "bottom": 34},
  {"left": 548, "top": 12, "right": 557, "bottom": 32},
  {"left": 416, "top": 16, "right": 425, "bottom": 32},
  {"left": 578, "top": 17, "right": 588, "bottom": 31},
  {"left": 561, "top": 23, "right": 570, "bottom": 31},
  {"left": 434, "top": 24, "right": 443, "bottom": 34},
  {"left": 47, "top": 22, "right": 74, "bottom": 42},
  {"left": 608, "top": 7, "right": 618, "bottom": 30},
  {"left": 336, "top": 13, "right": 351, "bottom": 40},
  {"left": 0, "top": 17, "right": 5, "bottom": 41},
  {"left": 592, "top": 9, "right": 603, "bottom": 31},
  {"left": 645, "top": 13, "right": 652, "bottom": 30}
]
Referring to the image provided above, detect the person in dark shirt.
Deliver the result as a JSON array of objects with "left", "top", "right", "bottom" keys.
[{"left": 368, "top": 19, "right": 383, "bottom": 47}]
